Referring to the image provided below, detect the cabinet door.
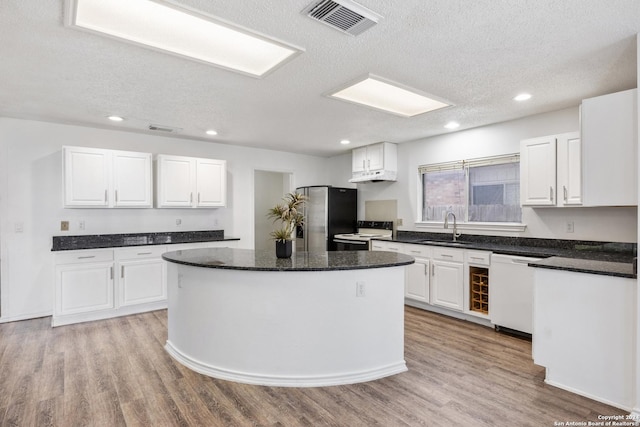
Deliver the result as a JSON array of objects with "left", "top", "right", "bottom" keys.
[
  {"left": 406, "top": 259, "right": 429, "bottom": 302},
  {"left": 582, "top": 89, "right": 637, "bottom": 206},
  {"left": 55, "top": 262, "right": 114, "bottom": 315},
  {"left": 557, "top": 132, "right": 582, "bottom": 206},
  {"left": 352, "top": 147, "right": 368, "bottom": 173},
  {"left": 366, "top": 143, "right": 385, "bottom": 171},
  {"left": 196, "top": 158, "right": 226, "bottom": 207},
  {"left": 520, "top": 136, "right": 557, "bottom": 206},
  {"left": 63, "top": 146, "right": 110, "bottom": 207},
  {"left": 431, "top": 260, "right": 464, "bottom": 311},
  {"left": 118, "top": 259, "right": 166, "bottom": 306},
  {"left": 157, "top": 155, "right": 195, "bottom": 207},
  {"left": 113, "top": 151, "right": 152, "bottom": 207}
]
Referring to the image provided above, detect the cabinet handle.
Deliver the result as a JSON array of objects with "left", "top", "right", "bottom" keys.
[
  {"left": 362, "top": 159, "right": 365, "bottom": 170},
  {"left": 110, "top": 266, "right": 113, "bottom": 280},
  {"left": 550, "top": 186, "right": 554, "bottom": 202},
  {"left": 115, "top": 190, "right": 118, "bottom": 203},
  {"left": 563, "top": 185, "right": 568, "bottom": 202},
  {"left": 137, "top": 252, "right": 152, "bottom": 255},
  {"left": 105, "top": 189, "right": 108, "bottom": 203},
  {"left": 121, "top": 266, "right": 124, "bottom": 278},
  {"left": 470, "top": 256, "right": 484, "bottom": 261},
  {"left": 367, "top": 159, "right": 370, "bottom": 170},
  {"left": 410, "top": 250, "right": 421, "bottom": 254},
  {"left": 198, "top": 193, "right": 201, "bottom": 204},
  {"left": 190, "top": 192, "right": 193, "bottom": 204},
  {"left": 431, "top": 263, "right": 435, "bottom": 276},
  {"left": 440, "top": 254, "right": 453, "bottom": 258},
  {"left": 77, "top": 255, "right": 95, "bottom": 259}
]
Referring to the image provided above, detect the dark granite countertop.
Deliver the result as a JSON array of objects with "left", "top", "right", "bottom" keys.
[
  {"left": 163, "top": 247, "right": 415, "bottom": 271},
  {"left": 51, "top": 230, "right": 239, "bottom": 251},
  {"left": 527, "top": 257, "right": 635, "bottom": 278},
  {"left": 380, "top": 231, "right": 636, "bottom": 278}
]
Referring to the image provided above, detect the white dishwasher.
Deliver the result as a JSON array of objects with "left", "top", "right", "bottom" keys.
[{"left": 490, "top": 254, "right": 542, "bottom": 335}]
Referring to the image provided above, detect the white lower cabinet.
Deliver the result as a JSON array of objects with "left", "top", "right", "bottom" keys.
[
  {"left": 116, "top": 246, "right": 167, "bottom": 307},
  {"left": 406, "top": 259, "right": 430, "bottom": 302},
  {"left": 53, "top": 241, "right": 234, "bottom": 326},
  {"left": 56, "top": 261, "right": 114, "bottom": 316},
  {"left": 431, "top": 259, "right": 464, "bottom": 311},
  {"left": 371, "top": 240, "right": 495, "bottom": 325}
]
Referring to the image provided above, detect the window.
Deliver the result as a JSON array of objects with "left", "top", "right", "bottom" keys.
[{"left": 420, "top": 154, "right": 521, "bottom": 223}]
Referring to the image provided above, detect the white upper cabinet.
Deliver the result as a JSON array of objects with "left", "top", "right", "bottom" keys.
[
  {"left": 196, "top": 158, "right": 227, "bottom": 207},
  {"left": 63, "top": 146, "right": 152, "bottom": 208},
  {"left": 352, "top": 147, "right": 368, "bottom": 173},
  {"left": 556, "top": 132, "right": 582, "bottom": 206},
  {"left": 112, "top": 151, "right": 153, "bottom": 207},
  {"left": 581, "top": 89, "right": 637, "bottom": 206},
  {"left": 520, "top": 132, "right": 581, "bottom": 207},
  {"left": 156, "top": 155, "right": 195, "bottom": 207},
  {"left": 520, "top": 136, "right": 558, "bottom": 206},
  {"left": 350, "top": 142, "right": 397, "bottom": 182},
  {"left": 156, "top": 154, "right": 227, "bottom": 208}
]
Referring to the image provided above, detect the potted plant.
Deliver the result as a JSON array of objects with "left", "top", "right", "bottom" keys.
[{"left": 267, "top": 192, "right": 307, "bottom": 258}]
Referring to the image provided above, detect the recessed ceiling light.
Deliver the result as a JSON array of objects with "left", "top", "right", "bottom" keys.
[
  {"left": 108, "top": 115, "right": 124, "bottom": 122},
  {"left": 340, "top": 139, "right": 351, "bottom": 145},
  {"left": 206, "top": 130, "right": 218, "bottom": 136},
  {"left": 65, "top": 0, "right": 303, "bottom": 78},
  {"left": 329, "top": 75, "right": 451, "bottom": 117},
  {"left": 514, "top": 93, "right": 532, "bottom": 101},
  {"left": 444, "top": 121, "right": 460, "bottom": 130}
]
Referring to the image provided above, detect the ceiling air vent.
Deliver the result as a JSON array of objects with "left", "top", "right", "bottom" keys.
[
  {"left": 302, "top": 0, "right": 381, "bottom": 36},
  {"left": 148, "top": 124, "right": 181, "bottom": 133}
]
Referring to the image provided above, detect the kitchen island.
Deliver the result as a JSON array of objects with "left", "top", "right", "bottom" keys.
[{"left": 162, "top": 247, "right": 414, "bottom": 387}]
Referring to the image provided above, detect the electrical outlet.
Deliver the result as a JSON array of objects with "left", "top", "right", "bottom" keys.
[
  {"left": 356, "top": 281, "right": 366, "bottom": 297},
  {"left": 397, "top": 218, "right": 403, "bottom": 226},
  {"left": 60, "top": 221, "right": 69, "bottom": 231},
  {"left": 566, "top": 221, "right": 574, "bottom": 233},
  {"left": 14, "top": 222, "right": 24, "bottom": 233},
  {"left": 176, "top": 219, "right": 182, "bottom": 226},
  {"left": 79, "top": 220, "right": 85, "bottom": 230}
]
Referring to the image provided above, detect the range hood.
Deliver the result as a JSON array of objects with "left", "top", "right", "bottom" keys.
[{"left": 349, "top": 170, "right": 397, "bottom": 183}]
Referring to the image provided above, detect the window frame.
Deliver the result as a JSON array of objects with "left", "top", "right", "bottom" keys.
[{"left": 415, "top": 154, "right": 527, "bottom": 233}]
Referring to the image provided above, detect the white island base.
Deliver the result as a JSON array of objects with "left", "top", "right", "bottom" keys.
[{"left": 165, "top": 261, "right": 408, "bottom": 387}]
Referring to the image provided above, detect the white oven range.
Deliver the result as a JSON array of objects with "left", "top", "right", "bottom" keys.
[{"left": 333, "top": 221, "right": 393, "bottom": 251}]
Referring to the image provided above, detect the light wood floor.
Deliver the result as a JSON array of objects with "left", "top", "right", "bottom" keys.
[{"left": 0, "top": 306, "right": 625, "bottom": 426}]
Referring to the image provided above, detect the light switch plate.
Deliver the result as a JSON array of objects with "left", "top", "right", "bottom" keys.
[{"left": 60, "top": 221, "right": 69, "bottom": 231}]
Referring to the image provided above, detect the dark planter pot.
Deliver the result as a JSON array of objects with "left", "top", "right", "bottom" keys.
[{"left": 275, "top": 240, "right": 293, "bottom": 258}]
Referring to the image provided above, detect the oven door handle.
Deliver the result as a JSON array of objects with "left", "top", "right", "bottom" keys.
[{"left": 333, "top": 239, "right": 368, "bottom": 245}]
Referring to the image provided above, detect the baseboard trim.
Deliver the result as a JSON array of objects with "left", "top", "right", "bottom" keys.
[{"left": 165, "top": 340, "right": 408, "bottom": 387}]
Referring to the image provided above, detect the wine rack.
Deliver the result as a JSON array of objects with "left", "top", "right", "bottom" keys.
[{"left": 470, "top": 266, "right": 489, "bottom": 315}]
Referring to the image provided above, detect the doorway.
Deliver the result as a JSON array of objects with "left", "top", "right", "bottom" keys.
[{"left": 254, "top": 170, "right": 293, "bottom": 251}]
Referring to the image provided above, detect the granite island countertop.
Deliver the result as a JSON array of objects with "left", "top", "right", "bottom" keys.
[
  {"left": 380, "top": 231, "right": 636, "bottom": 278},
  {"left": 163, "top": 247, "right": 415, "bottom": 271},
  {"left": 52, "top": 230, "right": 239, "bottom": 251}
]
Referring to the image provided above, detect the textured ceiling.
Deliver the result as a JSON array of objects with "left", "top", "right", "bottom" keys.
[{"left": 0, "top": 0, "right": 638, "bottom": 157}]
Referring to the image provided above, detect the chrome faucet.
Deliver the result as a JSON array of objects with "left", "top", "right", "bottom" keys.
[{"left": 444, "top": 211, "right": 462, "bottom": 242}]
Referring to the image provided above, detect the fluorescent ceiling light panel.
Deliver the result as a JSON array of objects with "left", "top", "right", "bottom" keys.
[
  {"left": 65, "top": 0, "right": 302, "bottom": 77},
  {"left": 329, "top": 75, "right": 451, "bottom": 117}
]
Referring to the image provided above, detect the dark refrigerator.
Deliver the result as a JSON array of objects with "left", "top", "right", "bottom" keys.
[{"left": 295, "top": 186, "right": 357, "bottom": 252}]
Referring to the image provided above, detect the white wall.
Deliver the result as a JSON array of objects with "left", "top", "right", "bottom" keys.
[
  {"left": 328, "top": 106, "right": 638, "bottom": 242},
  {"left": 254, "top": 170, "right": 291, "bottom": 251},
  {"left": 0, "top": 118, "right": 328, "bottom": 321}
]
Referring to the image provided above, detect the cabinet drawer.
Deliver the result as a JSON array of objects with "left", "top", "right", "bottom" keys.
[
  {"left": 432, "top": 247, "right": 464, "bottom": 262},
  {"left": 401, "top": 244, "right": 432, "bottom": 258},
  {"left": 115, "top": 246, "right": 166, "bottom": 260},
  {"left": 370, "top": 241, "right": 401, "bottom": 252},
  {"left": 55, "top": 249, "right": 114, "bottom": 265},
  {"left": 465, "top": 250, "right": 491, "bottom": 266}
]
